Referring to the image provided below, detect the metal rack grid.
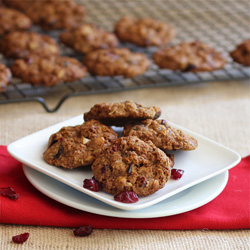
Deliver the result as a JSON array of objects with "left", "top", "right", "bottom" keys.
[{"left": 0, "top": 0, "right": 249, "bottom": 112}]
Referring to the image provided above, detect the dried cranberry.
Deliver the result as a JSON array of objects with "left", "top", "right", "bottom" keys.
[
  {"left": 74, "top": 225, "right": 93, "bottom": 237},
  {"left": 83, "top": 177, "right": 102, "bottom": 192},
  {"left": 53, "top": 145, "right": 64, "bottom": 159},
  {"left": 12, "top": 233, "right": 29, "bottom": 244},
  {"left": 171, "top": 169, "right": 184, "bottom": 180},
  {"left": 0, "top": 186, "right": 19, "bottom": 200},
  {"left": 114, "top": 191, "right": 139, "bottom": 203}
]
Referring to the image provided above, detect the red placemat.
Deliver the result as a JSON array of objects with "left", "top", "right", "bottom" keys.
[{"left": 0, "top": 145, "right": 249, "bottom": 229}]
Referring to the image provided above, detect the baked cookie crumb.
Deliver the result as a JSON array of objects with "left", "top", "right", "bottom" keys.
[{"left": 230, "top": 39, "right": 250, "bottom": 66}]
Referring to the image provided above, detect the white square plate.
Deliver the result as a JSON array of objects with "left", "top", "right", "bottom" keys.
[{"left": 7, "top": 115, "right": 241, "bottom": 210}]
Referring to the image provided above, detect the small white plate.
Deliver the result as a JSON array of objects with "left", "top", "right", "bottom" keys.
[
  {"left": 23, "top": 165, "right": 229, "bottom": 218},
  {"left": 7, "top": 115, "right": 240, "bottom": 210}
]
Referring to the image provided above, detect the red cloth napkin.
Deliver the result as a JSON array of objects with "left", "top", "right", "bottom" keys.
[{"left": 0, "top": 145, "right": 249, "bottom": 230}]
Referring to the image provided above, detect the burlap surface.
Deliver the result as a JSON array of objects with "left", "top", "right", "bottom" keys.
[{"left": 0, "top": 80, "right": 250, "bottom": 249}]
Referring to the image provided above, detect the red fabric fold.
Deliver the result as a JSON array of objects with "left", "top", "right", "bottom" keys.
[{"left": 0, "top": 145, "right": 249, "bottom": 230}]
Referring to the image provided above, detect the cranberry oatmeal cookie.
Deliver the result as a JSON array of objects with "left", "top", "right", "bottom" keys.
[
  {"left": 114, "top": 16, "right": 175, "bottom": 47},
  {"left": 60, "top": 24, "right": 119, "bottom": 54},
  {"left": 153, "top": 41, "right": 226, "bottom": 72},
  {"left": 25, "top": 0, "right": 85, "bottom": 30},
  {"left": 84, "top": 100, "right": 161, "bottom": 127},
  {"left": 11, "top": 56, "right": 87, "bottom": 86},
  {"left": 84, "top": 48, "right": 150, "bottom": 78},
  {"left": 91, "top": 136, "right": 172, "bottom": 196},
  {"left": 230, "top": 39, "right": 250, "bottom": 66},
  {"left": 0, "top": 31, "right": 59, "bottom": 59},
  {"left": 123, "top": 119, "right": 198, "bottom": 151},
  {"left": 0, "top": 7, "right": 32, "bottom": 35},
  {"left": 0, "top": 63, "right": 12, "bottom": 92},
  {"left": 43, "top": 120, "right": 118, "bottom": 169}
]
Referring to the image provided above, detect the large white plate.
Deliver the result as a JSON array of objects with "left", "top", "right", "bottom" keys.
[
  {"left": 23, "top": 165, "right": 229, "bottom": 218},
  {"left": 7, "top": 115, "right": 240, "bottom": 211}
]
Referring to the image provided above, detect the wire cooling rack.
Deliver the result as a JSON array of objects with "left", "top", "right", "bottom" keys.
[{"left": 0, "top": 0, "right": 249, "bottom": 112}]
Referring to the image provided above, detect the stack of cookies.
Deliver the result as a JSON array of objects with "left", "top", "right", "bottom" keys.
[
  {"left": 43, "top": 101, "right": 198, "bottom": 199},
  {"left": 0, "top": 0, "right": 249, "bottom": 93}
]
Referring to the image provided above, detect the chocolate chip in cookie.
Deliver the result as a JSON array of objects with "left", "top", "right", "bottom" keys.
[
  {"left": 91, "top": 136, "right": 172, "bottom": 196},
  {"left": 83, "top": 100, "right": 161, "bottom": 127}
]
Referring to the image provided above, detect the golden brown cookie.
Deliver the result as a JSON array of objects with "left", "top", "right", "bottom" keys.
[
  {"left": 123, "top": 119, "right": 198, "bottom": 151},
  {"left": 84, "top": 48, "right": 150, "bottom": 78},
  {"left": 24, "top": 0, "right": 85, "bottom": 30},
  {"left": 0, "top": 31, "right": 59, "bottom": 59},
  {"left": 0, "top": 7, "right": 32, "bottom": 35},
  {"left": 60, "top": 24, "right": 119, "bottom": 54},
  {"left": 91, "top": 136, "right": 172, "bottom": 196},
  {"left": 84, "top": 100, "right": 161, "bottom": 127},
  {"left": 153, "top": 41, "right": 226, "bottom": 72},
  {"left": 43, "top": 120, "right": 118, "bottom": 169},
  {"left": 0, "top": 63, "right": 12, "bottom": 92},
  {"left": 11, "top": 56, "right": 87, "bottom": 86},
  {"left": 114, "top": 16, "right": 175, "bottom": 47},
  {"left": 230, "top": 39, "right": 250, "bottom": 66}
]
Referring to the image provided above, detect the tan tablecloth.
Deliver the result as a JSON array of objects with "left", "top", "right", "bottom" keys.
[{"left": 0, "top": 80, "right": 250, "bottom": 249}]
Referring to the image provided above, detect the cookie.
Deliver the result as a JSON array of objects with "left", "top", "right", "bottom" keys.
[
  {"left": 0, "top": 63, "right": 12, "bottom": 92},
  {"left": 123, "top": 119, "right": 198, "bottom": 151},
  {"left": 84, "top": 100, "right": 161, "bottom": 127},
  {"left": 43, "top": 120, "right": 118, "bottom": 169},
  {"left": 153, "top": 41, "right": 226, "bottom": 72},
  {"left": 25, "top": 0, "right": 86, "bottom": 30},
  {"left": 84, "top": 48, "right": 150, "bottom": 78},
  {"left": 91, "top": 136, "right": 172, "bottom": 196},
  {"left": 230, "top": 39, "right": 250, "bottom": 66},
  {"left": 11, "top": 55, "right": 87, "bottom": 86},
  {"left": 60, "top": 24, "right": 119, "bottom": 54},
  {"left": 2, "top": 0, "right": 59, "bottom": 11},
  {"left": 0, "top": 31, "right": 59, "bottom": 59},
  {"left": 0, "top": 7, "right": 32, "bottom": 36},
  {"left": 114, "top": 16, "right": 175, "bottom": 47}
]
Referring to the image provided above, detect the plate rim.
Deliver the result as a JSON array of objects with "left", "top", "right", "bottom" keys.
[{"left": 23, "top": 165, "right": 229, "bottom": 218}]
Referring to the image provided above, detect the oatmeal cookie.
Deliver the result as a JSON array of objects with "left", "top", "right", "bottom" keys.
[
  {"left": 123, "top": 119, "right": 198, "bottom": 151},
  {"left": 230, "top": 39, "right": 250, "bottom": 66},
  {"left": 153, "top": 41, "right": 226, "bottom": 72},
  {"left": 2, "top": 0, "right": 59, "bottom": 11},
  {"left": 91, "top": 136, "right": 172, "bottom": 196},
  {"left": 43, "top": 120, "right": 118, "bottom": 169},
  {"left": 25, "top": 0, "right": 86, "bottom": 30},
  {"left": 60, "top": 24, "right": 119, "bottom": 54},
  {"left": 0, "top": 7, "right": 32, "bottom": 35},
  {"left": 0, "top": 31, "right": 59, "bottom": 59},
  {"left": 11, "top": 55, "right": 87, "bottom": 86},
  {"left": 84, "top": 48, "right": 150, "bottom": 78},
  {"left": 114, "top": 16, "right": 175, "bottom": 47},
  {"left": 0, "top": 63, "right": 12, "bottom": 92},
  {"left": 84, "top": 100, "right": 161, "bottom": 127}
]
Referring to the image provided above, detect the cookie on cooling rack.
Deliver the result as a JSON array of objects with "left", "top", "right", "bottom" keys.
[
  {"left": 60, "top": 23, "right": 119, "bottom": 54},
  {"left": 2, "top": 0, "right": 59, "bottom": 11},
  {"left": 0, "top": 31, "right": 60, "bottom": 59},
  {"left": 123, "top": 119, "right": 198, "bottom": 151},
  {"left": 24, "top": 0, "right": 86, "bottom": 30},
  {"left": 11, "top": 55, "right": 87, "bottom": 86},
  {"left": 84, "top": 48, "right": 150, "bottom": 78},
  {"left": 153, "top": 41, "right": 226, "bottom": 72},
  {"left": 230, "top": 39, "right": 250, "bottom": 66},
  {"left": 91, "top": 136, "right": 172, "bottom": 196},
  {"left": 84, "top": 100, "right": 161, "bottom": 127},
  {"left": 43, "top": 120, "right": 118, "bottom": 169},
  {"left": 0, "top": 7, "right": 32, "bottom": 36},
  {"left": 0, "top": 63, "right": 12, "bottom": 92},
  {"left": 114, "top": 16, "right": 175, "bottom": 47}
]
